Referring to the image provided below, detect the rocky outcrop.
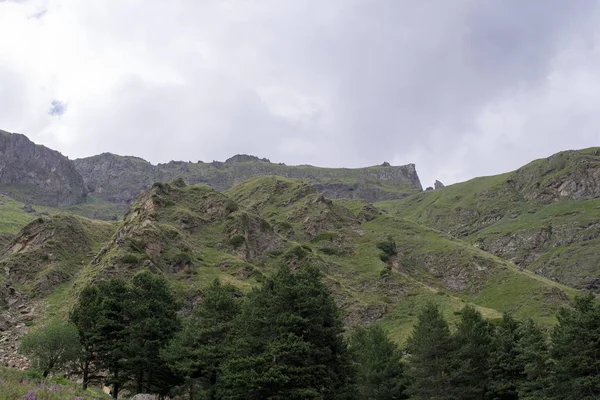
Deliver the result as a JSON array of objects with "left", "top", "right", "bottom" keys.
[
  {"left": 74, "top": 153, "right": 423, "bottom": 206},
  {"left": 435, "top": 180, "right": 445, "bottom": 190},
  {"left": 510, "top": 148, "right": 600, "bottom": 202},
  {"left": 0, "top": 130, "right": 87, "bottom": 206}
]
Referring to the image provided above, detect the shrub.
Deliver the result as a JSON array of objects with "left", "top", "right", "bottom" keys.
[
  {"left": 121, "top": 253, "right": 140, "bottom": 264},
  {"left": 230, "top": 235, "right": 246, "bottom": 249}
]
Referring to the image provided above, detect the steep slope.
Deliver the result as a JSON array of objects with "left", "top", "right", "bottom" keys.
[
  {"left": 73, "top": 153, "right": 422, "bottom": 207},
  {"left": 0, "top": 214, "right": 116, "bottom": 298},
  {"left": 378, "top": 147, "right": 600, "bottom": 289},
  {"left": 0, "top": 130, "right": 87, "bottom": 206},
  {"left": 70, "top": 176, "right": 574, "bottom": 345}
]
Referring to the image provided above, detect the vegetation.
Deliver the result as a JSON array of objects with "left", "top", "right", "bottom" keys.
[{"left": 18, "top": 322, "right": 81, "bottom": 378}]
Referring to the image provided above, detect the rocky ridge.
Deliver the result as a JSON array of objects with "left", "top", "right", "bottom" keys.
[
  {"left": 73, "top": 152, "right": 423, "bottom": 207},
  {"left": 0, "top": 130, "right": 87, "bottom": 206}
]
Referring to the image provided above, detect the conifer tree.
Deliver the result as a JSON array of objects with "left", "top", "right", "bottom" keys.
[
  {"left": 218, "top": 264, "right": 354, "bottom": 400},
  {"left": 450, "top": 305, "right": 494, "bottom": 400},
  {"left": 162, "top": 279, "right": 239, "bottom": 400},
  {"left": 486, "top": 313, "right": 523, "bottom": 400},
  {"left": 405, "top": 302, "right": 454, "bottom": 400},
  {"left": 550, "top": 292, "right": 600, "bottom": 400},
  {"left": 348, "top": 325, "right": 407, "bottom": 399},
  {"left": 126, "top": 271, "right": 181, "bottom": 395},
  {"left": 515, "top": 319, "right": 550, "bottom": 400}
]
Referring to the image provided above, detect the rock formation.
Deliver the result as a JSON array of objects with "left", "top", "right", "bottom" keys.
[{"left": 0, "top": 130, "right": 87, "bottom": 206}]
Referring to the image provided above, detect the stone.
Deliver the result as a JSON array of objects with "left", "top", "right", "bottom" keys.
[
  {"left": 425, "top": 187, "right": 434, "bottom": 191},
  {"left": 434, "top": 180, "right": 445, "bottom": 190}
]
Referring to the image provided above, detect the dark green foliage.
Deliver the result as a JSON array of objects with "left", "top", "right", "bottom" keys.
[
  {"left": 225, "top": 200, "right": 239, "bottom": 213},
  {"left": 120, "top": 253, "right": 141, "bottom": 264},
  {"left": 515, "top": 319, "right": 549, "bottom": 400},
  {"left": 126, "top": 271, "right": 181, "bottom": 395},
  {"left": 348, "top": 325, "right": 407, "bottom": 399},
  {"left": 377, "top": 235, "right": 397, "bottom": 263},
  {"left": 450, "top": 306, "right": 493, "bottom": 400},
  {"left": 405, "top": 302, "right": 454, "bottom": 400},
  {"left": 486, "top": 314, "right": 523, "bottom": 400},
  {"left": 218, "top": 265, "right": 355, "bottom": 400},
  {"left": 162, "top": 279, "right": 239, "bottom": 400},
  {"left": 19, "top": 322, "right": 82, "bottom": 377},
  {"left": 550, "top": 291, "right": 600, "bottom": 400},
  {"left": 71, "top": 273, "right": 180, "bottom": 399},
  {"left": 229, "top": 235, "right": 245, "bottom": 249}
]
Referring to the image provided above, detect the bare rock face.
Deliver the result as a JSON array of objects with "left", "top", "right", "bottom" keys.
[
  {"left": 434, "top": 180, "right": 445, "bottom": 190},
  {"left": 74, "top": 153, "right": 423, "bottom": 206},
  {"left": 0, "top": 130, "right": 87, "bottom": 206}
]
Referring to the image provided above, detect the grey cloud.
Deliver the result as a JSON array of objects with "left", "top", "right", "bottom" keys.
[{"left": 2, "top": 0, "right": 600, "bottom": 188}]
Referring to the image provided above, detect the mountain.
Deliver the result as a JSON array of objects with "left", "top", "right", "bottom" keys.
[
  {"left": 73, "top": 152, "right": 423, "bottom": 208},
  {"left": 377, "top": 147, "right": 600, "bottom": 290},
  {"left": 0, "top": 131, "right": 87, "bottom": 206}
]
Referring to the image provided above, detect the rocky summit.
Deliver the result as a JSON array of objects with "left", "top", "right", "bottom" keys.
[{"left": 0, "top": 130, "right": 87, "bottom": 206}]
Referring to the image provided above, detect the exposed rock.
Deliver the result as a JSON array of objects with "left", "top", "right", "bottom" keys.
[
  {"left": 434, "top": 180, "right": 445, "bottom": 189},
  {"left": 381, "top": 161, "right": 391, "bottom": 167},
  {"left": 74, "top": 153, "right": 423, "bottom": 206},
  {"left": 425, "top": 187, "right": 434, "bottom": 191},
  {"left": 0, "top": 130, "right": 87, "bottom": 206}
]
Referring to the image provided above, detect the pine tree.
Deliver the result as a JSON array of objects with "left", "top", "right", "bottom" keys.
[
  {"left": 486, "top": 314, "right": 523, "bottom": 400},
  {"left": 162, "top": 279, "right": 239, "bottom": 400},
  {"left": 550, "top": 292, "right": 600, "bottom": 400},
  {"left": 89, "top": 279, "right": 131, "bottom": 400},
  {"left": 405, "top": 302, "right": 454, "bottom": 400},
  {"left": 450, "top": 305, "right": 493, "bottom": 400},
  {"left": 348, "top": 325, "right": 407, "bottom": 399},
  {"left": 515, "top": 319, "right": 550, "bottom": 400},
  {"left": 126, "top": 271, "right": 181, "bottom": 395},
  {"left": 218, "top": 264, "right": 355, "bottom": 400}
]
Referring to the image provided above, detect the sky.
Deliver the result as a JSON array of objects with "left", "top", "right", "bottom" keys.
[{"left": 1, "top": 0, "right": 600, "bottom": 188}]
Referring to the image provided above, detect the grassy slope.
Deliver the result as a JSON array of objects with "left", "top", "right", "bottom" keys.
[
  {"left": 0, "top": 366, "right": 109, "bottom": 400},
  {"left": 377, "top": 148, "right": 600, "bottom": 289},
  {"left": 9, "top": 176, "right": 574, "bottom": 346}
]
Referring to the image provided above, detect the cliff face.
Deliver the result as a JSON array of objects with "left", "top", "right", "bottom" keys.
[
  {"left": 73, "top": 153, "right": 423, "bottom": 206},
  {"left": 0, "top": 131, "right": 87, "bottom": 206}
]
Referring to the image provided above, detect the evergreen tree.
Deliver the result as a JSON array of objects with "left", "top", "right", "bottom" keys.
[
  {"left": 91, "top": 278, "right": 131, "bottom": 400},
  {"left": 162, "top": 279, "right": 239, "bottom": 400},
  {"left": 450, "top": 305, "right": 494, "bottom": 400},
  {"left": 405, "top": 302, "right": 454, "bottom": 400},
  {"left": 515, "top": 319, "right": 550, "bottom": 400},
  {"left": 70, "top": 284, "right": 103, "bottom": 390},
  {"left": 486, "top": 314, "right": 523, "bottom": 400},
  {"left": 218, "top": 264, "right": 354, "bottom": 400},
  {"left": 550, "top": 292, "right": 600, "bottom": 400},
  {"left": 126, "top": 271, "right": 181, "bottom": 395},
  {"left": 348, "top": 325, "right": 407, "bottom": 399}
]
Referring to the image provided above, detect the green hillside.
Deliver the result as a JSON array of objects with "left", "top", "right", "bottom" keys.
[
  {"left": 377, "top": 147, "right": 600, "bottom": 289},
  {"left": 56, "top": 176, "right": 574, "bottom": 342}
]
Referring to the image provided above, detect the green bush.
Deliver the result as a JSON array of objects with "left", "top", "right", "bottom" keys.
[
  {"left": 121, "top": 253, "right": 140, "bottom": 264},
  {"left": 230, "top": 235, "right": 246, "bottom": 249}
]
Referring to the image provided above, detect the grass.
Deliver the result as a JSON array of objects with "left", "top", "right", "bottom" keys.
[{"left": 0, "top": 367, "right": 109, "bottom": 400}]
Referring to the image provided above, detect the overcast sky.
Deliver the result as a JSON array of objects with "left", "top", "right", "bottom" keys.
[{"left": 1, "top": 0, "right": 599, "bottom": 187}]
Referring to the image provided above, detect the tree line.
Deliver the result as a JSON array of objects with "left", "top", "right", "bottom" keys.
[{"left": 19, "top": 265, "right": 600, "bottom": 400}]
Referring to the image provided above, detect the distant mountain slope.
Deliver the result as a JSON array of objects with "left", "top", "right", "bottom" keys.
[
  {"left": 0, "top": 130, "right": 87, "bottom": 206},
  {"left": 73, "top": 153, "right": 423, "bottom": 207},
  {"left": 68, "top": 176, "right": 573, "bottom": 342},
  {"left": 378, "top": 147, "right": 600, "bottom": 290}
]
